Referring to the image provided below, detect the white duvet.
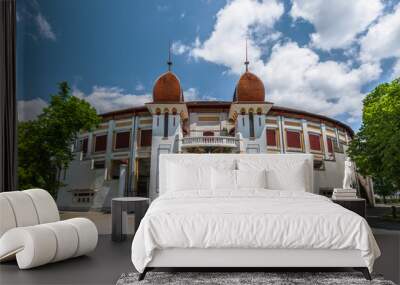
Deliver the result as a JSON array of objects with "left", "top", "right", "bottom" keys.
[{"left": 131, "top": 190, "right": 380, "bottom": 273}]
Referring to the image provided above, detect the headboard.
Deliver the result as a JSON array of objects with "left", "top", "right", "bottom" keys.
[{"left": 159, "top": 154, "right": 314, "bottom": 194}]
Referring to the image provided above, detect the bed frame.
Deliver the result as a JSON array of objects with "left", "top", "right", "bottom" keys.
[
  {"left": 139, "top": 248, "right": 371, "bottom": 280},
  {"left": 138, "top": 154, "right": 372, "bottom": 281}
]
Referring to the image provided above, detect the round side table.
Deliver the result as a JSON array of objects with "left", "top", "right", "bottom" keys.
[{"left": 111, "top": 197, "right": 149, "bottom": 242}]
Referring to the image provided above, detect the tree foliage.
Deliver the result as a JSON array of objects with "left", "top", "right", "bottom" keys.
[
  {"left": 348, "top": 78, "right": 400, "bottom": 200},
  {"left": 18, "top": 82, "right": 100, "bottom": 197}
]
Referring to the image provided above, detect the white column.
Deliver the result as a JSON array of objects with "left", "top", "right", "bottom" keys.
[
  {"left": 178, "top": 115, "right": 183, "bottom": 153},
  {"left": 302, "top": 119, "right": 310, "bottom": 153},
  {"left": 118, "top": 164, "right": 127, "bottom": 197},
  {"left": 334, "top": 128, "right": 341, "bottom": 149},
  {"left": 236, "top": 132, "right": 244, "bottom": 153},
  {"left": 278, "top": 116, "right": 285, "bottom": 153},
  {"left": 87, "top": 132, "right": 93, "bottom": 155},
  {"left": 320, "top": 123, "right": 329, "bottom": 160},
  {"left": 105, "top": 120, "right": 115, "bottom": 180},
  {"left": 129, "top": 115, "right": 138, "bottom": 194}
]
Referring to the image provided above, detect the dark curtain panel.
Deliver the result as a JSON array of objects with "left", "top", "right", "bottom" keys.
[{"left": 0, "top": 0, "right": 17, "bottom": 192}]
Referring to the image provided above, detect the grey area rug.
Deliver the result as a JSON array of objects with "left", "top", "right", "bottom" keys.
[{"left": 116, "top": 272, "right": 395, "bottom": 285}]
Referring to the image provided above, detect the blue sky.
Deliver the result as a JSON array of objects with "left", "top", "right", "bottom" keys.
[{"left": 17, "top": 0, "right": 400, "bottom": 130}]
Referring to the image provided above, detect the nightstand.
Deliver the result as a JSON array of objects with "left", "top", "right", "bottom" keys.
[
  {"left": 332, "top": 198, "right": 366, "bottom": 218},
  {"left": 111, "top": 197, "right": 150, "bottom": 242}
]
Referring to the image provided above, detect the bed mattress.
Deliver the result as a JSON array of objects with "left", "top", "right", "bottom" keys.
[{"left": 131, "top": 190, "right": 380, "bottom": 273}]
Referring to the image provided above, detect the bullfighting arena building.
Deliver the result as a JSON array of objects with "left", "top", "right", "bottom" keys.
[{"left": 57, "top": 59, "right": 372, "bottom": 211}]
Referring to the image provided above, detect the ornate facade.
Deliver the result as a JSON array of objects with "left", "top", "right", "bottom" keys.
[{"left": 57, "top": 66, "right": 354, "bottom": 210}]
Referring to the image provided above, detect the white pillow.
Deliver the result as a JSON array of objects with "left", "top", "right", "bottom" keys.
[
  {"left": 212, "top": 168, "right": 237, "bottom": 191},
  {"left": 236, "top": 169, "right": 267, "bottom": 189},
  {"left": 237, "top": 159, "right": 308, "bottom": 192},
  {"left": 167, "top": 163, "right": 212, "bottom": 192},
  {"left": 266, "top": 163, "right": 307, "bottom": 191}
]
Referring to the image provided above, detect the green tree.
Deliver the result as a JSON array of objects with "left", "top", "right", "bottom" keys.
[
  {"left": 18, "top": 82, "right": 100, "bottom": 197},
  {"left": 348, "top": 78, "right": 400, "bottom": 202}
]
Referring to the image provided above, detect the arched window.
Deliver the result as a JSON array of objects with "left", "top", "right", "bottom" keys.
[
  {"left": 249, "top": 111, "right": 255, "bottom": 138},
  {"left": 164, "top": 112, "right": 169, "bottom": 138}
]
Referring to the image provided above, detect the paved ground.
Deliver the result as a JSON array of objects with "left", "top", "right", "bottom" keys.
[
  {"left": 367, "top": 206, "right": 400, "bottom": 231},
  {"left": 60, "top": 211, "right": 135, "bottom": 235},
  {"left": 1, "top": 231, "right": 399, "bottom": 285}
]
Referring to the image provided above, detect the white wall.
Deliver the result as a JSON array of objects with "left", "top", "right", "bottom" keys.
[
  {"left": 189, "top": 112, "right": 230, "bottom": 136},
  {"left": 236, "top": 114, "right": 267, "bottom": 153},
  {"left": 314, "top": 153, "right": 346, "bottom": 192},
  {"left": 60, "top": 110, "right": 353, "bottom": 208},
  {"left": 57, "top": 154, "right": 120, "bottom": 211},
  {"left": 148, "top": 113, "right": 182, "bottom": 200}
]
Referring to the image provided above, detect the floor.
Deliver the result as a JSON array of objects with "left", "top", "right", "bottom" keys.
[
  {"left": 1, "top": 231, "right": 399, "bottom": 285},
  {"left": 0, "top": 236, "right": 133, "bottom": 285},
  {"left": 373, "top": 229, "right": 400, "bottom": 284}
]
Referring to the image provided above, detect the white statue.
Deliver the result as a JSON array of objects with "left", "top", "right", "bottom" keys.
[
  {"left": 236, "top": 132, "right": 244, "bottom": 153},
  {"left": 343, "top": 157, "right": 355, "bottom": 189}
]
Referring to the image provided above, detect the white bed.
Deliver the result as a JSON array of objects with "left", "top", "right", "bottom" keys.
[{"left": 131, "top": 154, "right": 380, "bottom": 280}]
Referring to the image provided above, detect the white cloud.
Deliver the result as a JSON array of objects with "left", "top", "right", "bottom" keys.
[
  {"left": 290, "top": 0, "right": 383, "bottom": 50},
  {"left": 73, "top": 86, "right": 152, "bottom": 114},
  {"left": 359, "top": 3, "right": 400, "bottom": 62},
  {"left": 35, "top": 13, "right": 56, "bottom": 41},
  {"left": 391, "top": 59, "right": 400, "bottom": 80},
  {"left": 263, "top": 42, "right": 381, "bottom": 122},
  {"left": 183, "top": 88, "right": 199, "bottom": 101},
  {"left": 171, "top": 41, "right": 190, "bottom": 55},
  {"left": 187, "top": 0, "right": 383, "bottom": 124},
  {"left": 18, "top": 98, "right": 48, "bottom": 121},
  {"left": 156, "top": 4, "right": 168, "bottom": 11},
  {"left": 259, "top": 31, "right": 282, "bottom": 44},
  {"left": 191, "top": 0, "right": 284, "bottom": 74},
  {"left": 135, "top": 82, "right": 145, "bottom": 91},
  {"left": 184, "top": 88, "right": 217, "bottom": 101},
  {"left": 73, "top": 86, "right": 214, "bottom": 113}
]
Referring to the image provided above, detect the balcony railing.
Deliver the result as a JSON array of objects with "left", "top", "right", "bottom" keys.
[
  {"left": 188, "top": 130, "right": 230, "bottom": 137},
  {"left": 181, "top": 136, "right": 239, "bottom": 148}
]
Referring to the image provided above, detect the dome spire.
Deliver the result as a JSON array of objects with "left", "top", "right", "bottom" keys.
[
  {"left": 244, "top": 38, "right": 249, "bottom": 72},
  {"left": 167, "top": 41, "right": 173, "bottom": 71}
]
